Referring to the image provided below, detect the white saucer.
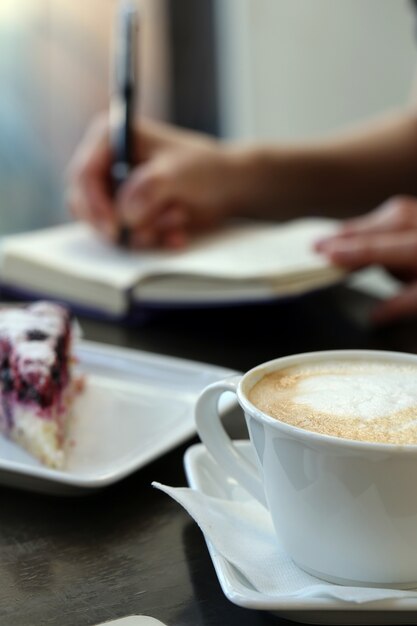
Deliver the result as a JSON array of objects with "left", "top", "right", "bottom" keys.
[{"left": 183, "top": 441, "right": 417, "bottom": 625}]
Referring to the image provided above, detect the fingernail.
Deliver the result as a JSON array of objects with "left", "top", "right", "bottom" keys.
[
  {"left": 314, "top": 237, "right": 331, "bottom": 251},
  {"left": 324, "top": 241, "right": 356, "bottom": 262},
  {"left": 316, "top": 240, "right": 336, "bottom": 255}
]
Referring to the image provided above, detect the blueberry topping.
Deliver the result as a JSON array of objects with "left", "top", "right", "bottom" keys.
[
  {"left": 51, "top": 365, "right": 61, "bottom": 383},
  {"left": 0, "top": 366, "right": 13, "bottom": 392},
  {"left": 27, "top": 330, "right": 49, "bottom": 341},
  {"left": 17, "top": 382, "right": 50, "bottom": 407},
  {"left": 17, "top": 381, "right": 28, "bottom": 401},
  {"left": 56, "top": 336, "right": 66, "bottom": 361},
  {"left": 25, "top": 386, "right": 42, "bottom": 403}
]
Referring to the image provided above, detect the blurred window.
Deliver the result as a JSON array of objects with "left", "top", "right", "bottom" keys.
[{"left": 0, "top": 0, "right": 170, "bottom": 235}]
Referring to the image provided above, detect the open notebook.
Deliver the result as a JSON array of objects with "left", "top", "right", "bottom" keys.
[{"left": 0, "top": 218, "right": 344, "bottom": 320}]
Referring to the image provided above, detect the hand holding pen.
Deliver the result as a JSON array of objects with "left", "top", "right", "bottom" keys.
[
  {"left": 67, "top": 112, "right": 238, "bottom": 249},
  {"left": 66, "top": 0, "right": 252, "bottom": 249}
]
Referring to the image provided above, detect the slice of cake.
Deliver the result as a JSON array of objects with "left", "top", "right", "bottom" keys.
[{"left": 0, "top": 301, "right": 83, "bottom": 468}]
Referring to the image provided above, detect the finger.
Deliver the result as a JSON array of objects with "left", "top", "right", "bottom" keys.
[
  {"left": 136, "top": 117, "right": 214, "bottom": 160},
  {"left": 129, "top": 228, "right": 158, "bottom": 249},
  {"left": 67, "top": 185, "right": 116, "bottom": 243},
  {"left": 162, "top": 229, "right": 188, "bottom": 249},
  {"left": 154, "top": 206, "right": 188, "bottom": 231},
  {"left": 117, "top": 164, "right": 171, "bottom": 229},
  {"left": 67, "top": 114, "right": 111, "bottom": 184},
  {"left": 68, "top": 174, "right": 117, "bottom": 239},
  {"left": 371, "top": 283, "right": 417, "bottom": 325},
  {"left": 83, "top": 176, "right": 118, "bottom": 239},
  {"left": 339, "top": 212, "right": 400, "bottom": 237},
  {"left": 128, "top": 208, "right": 188, "bottom": 249},
  {"left": 156, "top": 207, "right": 190, "bottom": 248},
  {"left": 75, "top": 113, "right": 110, "bottom": 165},
  {"left": 320, "top": 232, "right": 417, "bottom": 270},
  {"left": 134, "top": 119, "right": 175, "bottom": 160},
  {"left": 129, "top": 227, "right": 187, "bottom": 250},
  {"left": 340, "top": 196, "right": 417, "bottom": 236},
  {"left": 67, "top": 185, "right": 92, "bottom": 225},
  {"left": 315, "top": 197, "right": 417, "bottom": 252},
  {"left": 67, "top": 114, "right": 117, "bottom": 232}
]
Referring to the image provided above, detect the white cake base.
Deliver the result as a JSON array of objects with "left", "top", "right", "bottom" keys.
[{"left": 0, "top": 378, "right": 82, "bottom": 469}]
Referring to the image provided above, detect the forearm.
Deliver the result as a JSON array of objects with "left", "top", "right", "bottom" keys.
[{"left": 228, "top": 107, "right": 417, "bottom": 220}]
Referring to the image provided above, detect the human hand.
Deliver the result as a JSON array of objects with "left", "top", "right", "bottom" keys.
[
  {"left": 315, "top": 196, "right": 417, "bottom": 324},
  {"left": 67, "top": 113, "right": 243, "bottom": 249}
]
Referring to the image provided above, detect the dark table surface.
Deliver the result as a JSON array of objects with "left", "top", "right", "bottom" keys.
[{"left": 2, "top": 285, "right": 417, "bottom": 626}]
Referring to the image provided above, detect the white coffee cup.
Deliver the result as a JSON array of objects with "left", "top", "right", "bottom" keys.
[{"left": 195, "top": 349, "right": 417, "bottom": 588}]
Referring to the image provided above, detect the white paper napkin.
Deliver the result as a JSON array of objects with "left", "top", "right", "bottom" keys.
[{"left": 153, "top": 481, "right": 417, "bottom": 604}]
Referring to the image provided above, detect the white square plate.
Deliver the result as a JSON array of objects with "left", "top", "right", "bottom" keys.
[
  {"left": 184, "top": 442, "right": 417, "bottom": 625},
  {"left": 0, "top": 341, "right": 237, "bottom": 495}
]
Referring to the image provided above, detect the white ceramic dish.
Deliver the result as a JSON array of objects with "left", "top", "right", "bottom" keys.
[
  {"left": 95, "top": 617, "right": 167, "bottom": 626},
  {"left": 0, "top": 341, "right": 237, "bottom": 495},
  {"left": 184, "top": 441, "right": 417, "bottom": 625}
]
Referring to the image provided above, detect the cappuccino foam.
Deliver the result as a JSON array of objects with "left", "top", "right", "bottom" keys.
[{"left": 248, "top": 359, "right": 417, "bottom": 444}]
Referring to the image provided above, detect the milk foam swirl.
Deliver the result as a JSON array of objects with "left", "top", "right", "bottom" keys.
[{"left": 248, "top": 360, "right": 417, "bottom": 444}]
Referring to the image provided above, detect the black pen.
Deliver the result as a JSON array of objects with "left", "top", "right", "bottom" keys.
[{"left": 110, "top": 0, "right": 138, "bottom": 245}]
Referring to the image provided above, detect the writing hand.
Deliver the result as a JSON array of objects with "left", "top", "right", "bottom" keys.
[{"left": 67, "top": 113, "right": 242, "bottom": 249}]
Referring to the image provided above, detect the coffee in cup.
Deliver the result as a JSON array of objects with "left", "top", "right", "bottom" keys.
[
  {"left": 195, "top": 350, "right": 417, "bottom": 587},
  {"left": 248, "top": 358, "right": 417, "bottom": 445}
]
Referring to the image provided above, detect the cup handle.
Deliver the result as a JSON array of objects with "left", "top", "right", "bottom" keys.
[{"left": 195, "top": 376, "right": 267, "bottom": 507}]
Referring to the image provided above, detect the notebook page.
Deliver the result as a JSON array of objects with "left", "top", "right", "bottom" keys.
[
  {"left": 163, "top": 218, "right": 340, "bottom": 280},
  {"left": 3, "top": 218, "right": 340, "bottom": 289},
  {"left": 2, "top": 223, "right": 173, "bottom": 290}
]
